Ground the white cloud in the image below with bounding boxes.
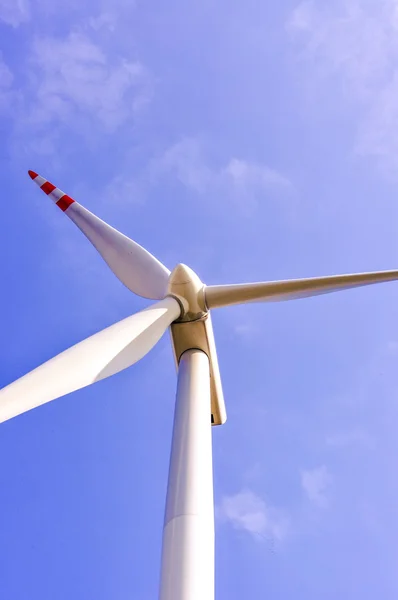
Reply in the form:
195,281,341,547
286,1,314,33
217,489,289,543
0,0,29,27
88,12,117,32
8,30,151,157
222,158,291,189
234,322,257,338
301,465,332,509
102,174,144,210
287,1,395,89
26,32,150,133
287,0,398,173
152,137,292,208
154,137,213,193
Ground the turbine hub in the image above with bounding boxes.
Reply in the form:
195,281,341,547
167,264,207,322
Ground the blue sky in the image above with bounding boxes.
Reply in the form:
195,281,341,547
1,0,398,597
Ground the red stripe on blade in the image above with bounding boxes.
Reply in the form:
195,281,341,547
28,170,38,180
40,181,56,195
56,195,75,212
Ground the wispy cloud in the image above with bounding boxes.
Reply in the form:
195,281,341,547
301,465,332,509
2,27,151,160
286,0,395,92
151,137,292,212
217,489,289,544
233,322,257,338
287,0,398,174
97,173,146,217
0,0,29,27
223,157,291,189
88,12,117,32
26,32,150,133
153,137,212,193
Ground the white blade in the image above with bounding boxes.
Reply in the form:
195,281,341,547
0,297,181,424
205,270,398,309
28,171,170,300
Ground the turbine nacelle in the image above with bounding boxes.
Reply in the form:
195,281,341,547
166,264,226,426
167,263,207,322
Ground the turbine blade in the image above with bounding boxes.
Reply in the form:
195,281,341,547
205,270,398,309
28,170,170,300
0,297,180,424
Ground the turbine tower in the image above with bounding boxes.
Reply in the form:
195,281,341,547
2,170,398,599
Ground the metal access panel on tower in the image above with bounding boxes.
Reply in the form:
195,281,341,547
170,313,227,426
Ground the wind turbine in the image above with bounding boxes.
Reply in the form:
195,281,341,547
2,170,398,599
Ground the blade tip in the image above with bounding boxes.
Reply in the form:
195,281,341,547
28,170,38,180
